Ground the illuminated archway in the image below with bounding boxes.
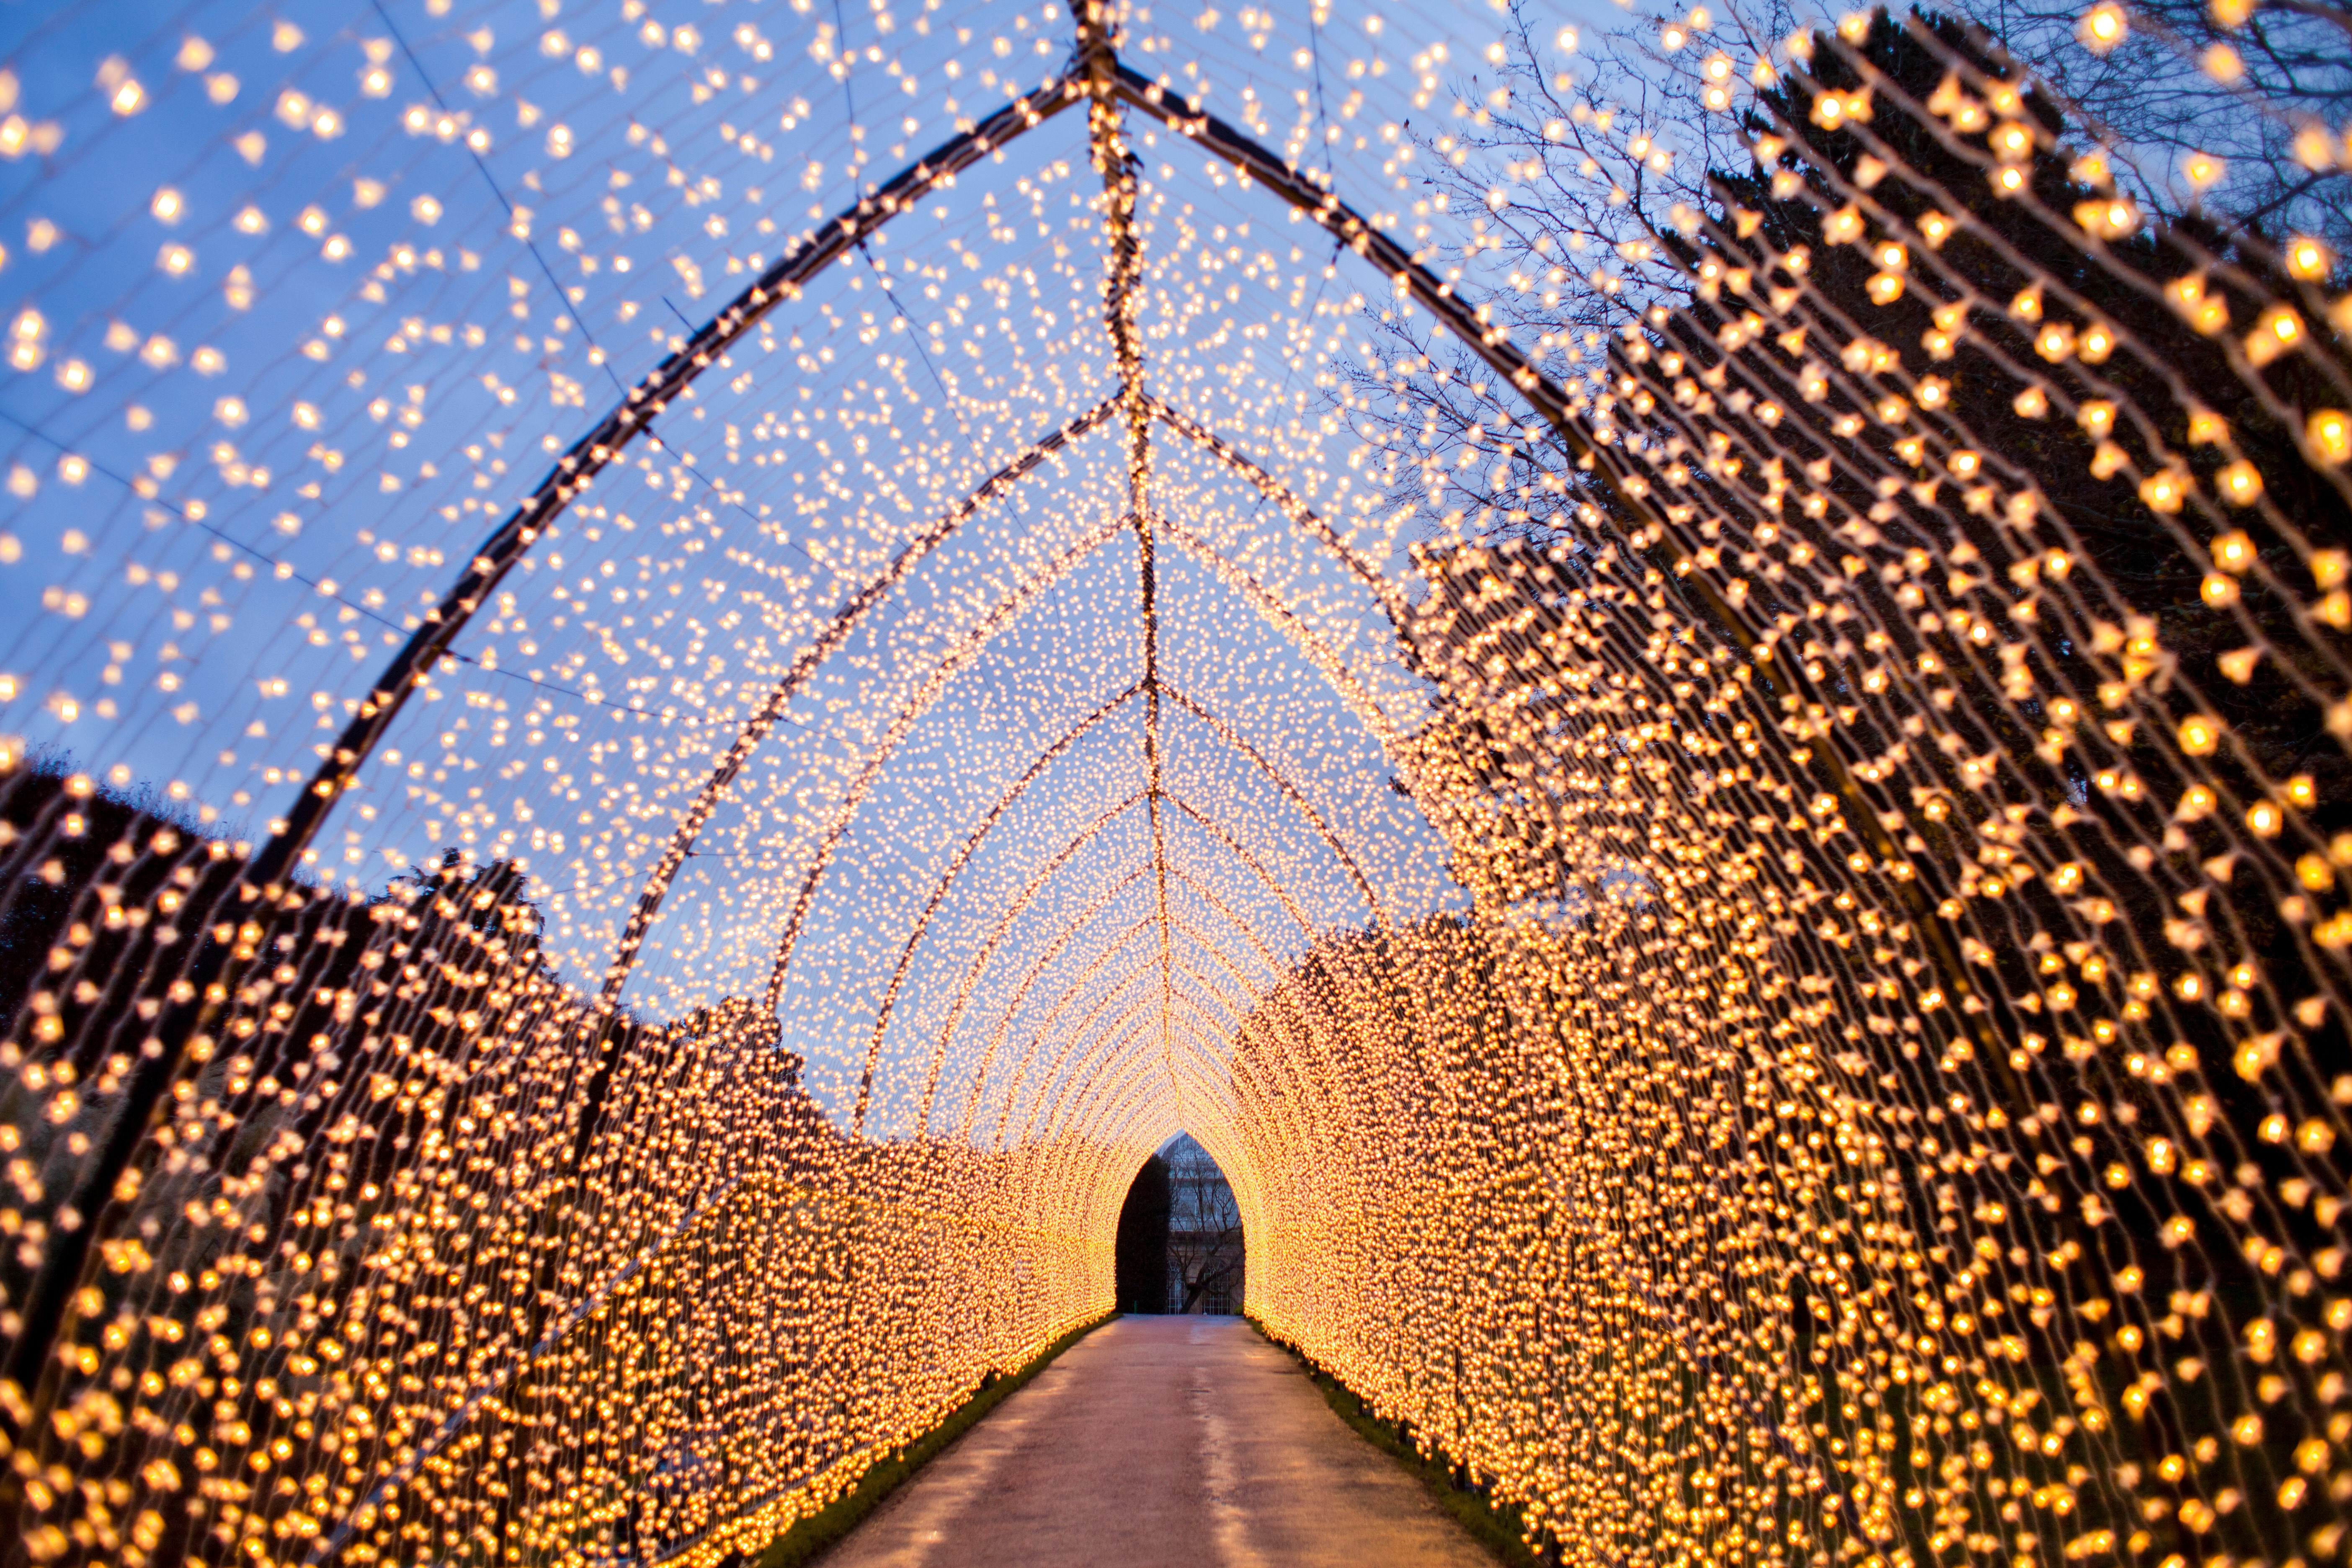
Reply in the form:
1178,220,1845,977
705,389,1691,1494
2,4,2349,1566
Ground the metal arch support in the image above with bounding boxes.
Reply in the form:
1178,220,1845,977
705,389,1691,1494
1065,970,1234,1082
1139,944,1254,1043
898,773,1321,1142
1075,0,1186,1133
1091,1067,1176,1152
1142,398,1412,636
1139,957,1256,1065
603,400,1120,1010
941,913,1258,1152
989,841,1318,1146
854,789,1151,1134
982,948,1175,1148
1153,516,1405,751
972,937,1179,1124
1155,682,1381,922
856,804,1148,1138
1040,1015,1163,1144
1117,1021,1235,1136
1166,861,1287,979
918,877,1155,1137
879,552,1373,1142
1091,1062,1171,1150
1111,59,2006,1066
760,509,1135,1018
1158,888,1266,1003
897,667,1367,1134
962,865,1298,1149
1157,793,1319,936
1027,924,1253,1063
1035,987,1213,1133
1109,67,1571,440
829,528,1395,1137
1052,1017,1229,1147
1035,987,1229,1140
879,685,1152,1123
956,894,1159,1141
974,910,1163,1145
1082,1063,1171,1153
311,74,1092,906
1008,874,1277,1077
1155,951,1255,1032
961,786,1320,1106
1000,923,1240,1150
1030,1011,1166,1147
0,75,1101,1418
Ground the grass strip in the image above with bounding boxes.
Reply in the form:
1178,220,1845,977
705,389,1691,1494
739,1313,1114,1568
1249,1318,1551,1568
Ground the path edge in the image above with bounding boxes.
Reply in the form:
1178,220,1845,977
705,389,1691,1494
1246,1317,1555,1568
727,1311,1118,1568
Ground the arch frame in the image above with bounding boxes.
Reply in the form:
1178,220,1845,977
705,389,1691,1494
0,72,1101,1412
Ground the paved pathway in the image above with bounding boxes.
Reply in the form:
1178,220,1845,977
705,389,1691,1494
820,1315,1494,1568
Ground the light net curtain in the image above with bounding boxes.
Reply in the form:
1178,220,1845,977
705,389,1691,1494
0,0,2348,1563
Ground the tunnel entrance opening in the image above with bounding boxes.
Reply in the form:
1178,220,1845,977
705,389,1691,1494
1108,1134,1245,1315
0,0,2349,1564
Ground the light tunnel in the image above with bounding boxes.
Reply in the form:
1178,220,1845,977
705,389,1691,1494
2,0,2351,1563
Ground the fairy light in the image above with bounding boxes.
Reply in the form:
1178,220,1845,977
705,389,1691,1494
1,4,2349,1567
2076,1,2128,51
2311,408,2352,463
2285,236,2331,279
2218,462,2264,505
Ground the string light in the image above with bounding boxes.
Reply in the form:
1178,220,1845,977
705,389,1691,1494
0,1,2348,1566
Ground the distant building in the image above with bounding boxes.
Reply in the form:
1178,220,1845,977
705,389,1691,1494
1161,1134,1244,1315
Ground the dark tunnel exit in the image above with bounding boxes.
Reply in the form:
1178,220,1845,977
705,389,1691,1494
1113,1135,1244,1314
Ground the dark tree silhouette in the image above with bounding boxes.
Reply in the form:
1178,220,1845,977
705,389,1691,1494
1165,1137,1245,1314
